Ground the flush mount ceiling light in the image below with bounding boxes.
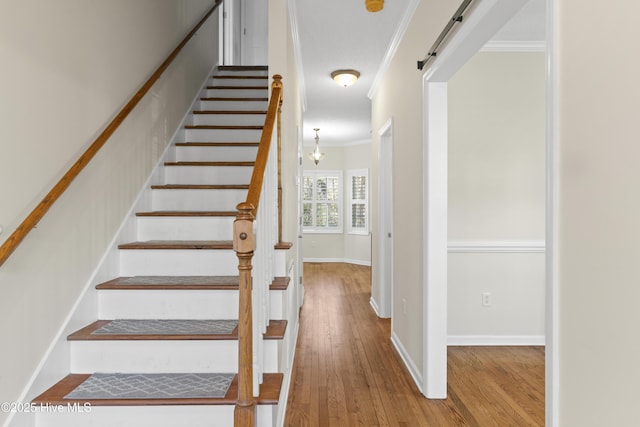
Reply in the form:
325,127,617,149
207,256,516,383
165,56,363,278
331,69,360,87
365,0,384,12
308,128,325,165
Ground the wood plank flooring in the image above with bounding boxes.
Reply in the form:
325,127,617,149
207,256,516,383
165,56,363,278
285,262,544,426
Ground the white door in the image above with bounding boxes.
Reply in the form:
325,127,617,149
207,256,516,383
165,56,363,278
241,0,268,65
378,119,394,318
223,0,242,65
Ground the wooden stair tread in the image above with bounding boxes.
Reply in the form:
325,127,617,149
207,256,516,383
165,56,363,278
136,211,237,217
97,275,240,289
68,319,286,341
206,86,268,90
164,161,255,167
271,276,290,291
213,75,268,80
217,65,268,71
118,241,294,250
200,97,268,101
175,142,259,147
150,184,249,190
118,240,233,250
184,125,263,130
192,110,267,115
96,276,289,291
32,373,283,406
275,241,294,250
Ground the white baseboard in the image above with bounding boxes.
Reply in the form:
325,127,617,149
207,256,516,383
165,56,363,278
276,319,300,427
369,297,381,317
303,257,371,266
447,335,546,346
390,331,423,394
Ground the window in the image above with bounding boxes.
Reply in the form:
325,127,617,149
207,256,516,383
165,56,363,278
348,169,369,234
303,171,343,233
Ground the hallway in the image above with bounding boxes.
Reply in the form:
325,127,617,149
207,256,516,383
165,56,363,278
285,262,544,426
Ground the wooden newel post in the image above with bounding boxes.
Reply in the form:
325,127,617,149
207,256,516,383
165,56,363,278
234,202,257,427
276,84,283,245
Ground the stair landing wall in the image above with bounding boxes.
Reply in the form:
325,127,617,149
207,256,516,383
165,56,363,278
3,49,221,427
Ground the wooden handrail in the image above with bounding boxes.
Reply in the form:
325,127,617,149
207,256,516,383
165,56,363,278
0,0,223,268
233,74,283,427
245,75,283,214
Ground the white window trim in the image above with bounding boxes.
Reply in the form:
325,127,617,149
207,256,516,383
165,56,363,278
302,170,343,234
347,168,369,235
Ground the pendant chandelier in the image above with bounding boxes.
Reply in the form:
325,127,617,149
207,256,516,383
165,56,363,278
308,128,325,165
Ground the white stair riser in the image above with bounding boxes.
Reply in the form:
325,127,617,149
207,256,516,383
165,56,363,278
274,251,287,277
151,189,247,211
211,77,269,87
184,128,262,142
199,99,267,111
217,69,268,77
137,216,235,241
270,290,287,321
164,166,252,185
205,88,267,98
119,249,238,276
99,289,288,321
70,340,280,374
70,341,238,373
192,113,265,127
175,145,258,162
35,405,275,427
99,289,239,319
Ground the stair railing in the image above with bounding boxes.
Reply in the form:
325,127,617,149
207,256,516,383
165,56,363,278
233,74,283,427
0,0,224,268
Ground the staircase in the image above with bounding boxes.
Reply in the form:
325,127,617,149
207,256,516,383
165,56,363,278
31,66,293,427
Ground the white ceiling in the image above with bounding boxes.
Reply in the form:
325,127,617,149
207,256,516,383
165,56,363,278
293,0,546,148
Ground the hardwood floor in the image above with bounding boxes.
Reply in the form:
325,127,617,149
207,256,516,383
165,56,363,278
285,262,544,426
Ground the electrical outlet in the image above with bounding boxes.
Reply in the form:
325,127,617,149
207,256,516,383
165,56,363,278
482,292,491,307
402,298,407,315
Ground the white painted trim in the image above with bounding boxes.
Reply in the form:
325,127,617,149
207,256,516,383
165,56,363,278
448,335,546,346
391,331,424,393
448,241,546,253
422,81,449,399
420,0,534,403
377,117,394,320
275,319,300,427
368,0,421,99
286,0,307,112
302,257,371,267
546,0,559,424
481,40,546,52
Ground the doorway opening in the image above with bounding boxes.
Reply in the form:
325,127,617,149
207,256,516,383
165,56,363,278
420,0,548,402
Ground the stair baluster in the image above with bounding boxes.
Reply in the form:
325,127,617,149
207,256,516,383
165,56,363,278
233,75,283,427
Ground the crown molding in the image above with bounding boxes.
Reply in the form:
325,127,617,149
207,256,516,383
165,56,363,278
287,0,308,112
481,40,546,52
368,0,422,100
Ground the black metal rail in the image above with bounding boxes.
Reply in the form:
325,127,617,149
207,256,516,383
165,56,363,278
417,0,474,70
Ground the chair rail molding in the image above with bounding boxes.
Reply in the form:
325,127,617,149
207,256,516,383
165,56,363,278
448,241,546,253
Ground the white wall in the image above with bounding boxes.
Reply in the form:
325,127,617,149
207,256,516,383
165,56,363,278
371,0,459,382
302,143,372,265
0,2,219,424
447,52,545,343
557,1,640,425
